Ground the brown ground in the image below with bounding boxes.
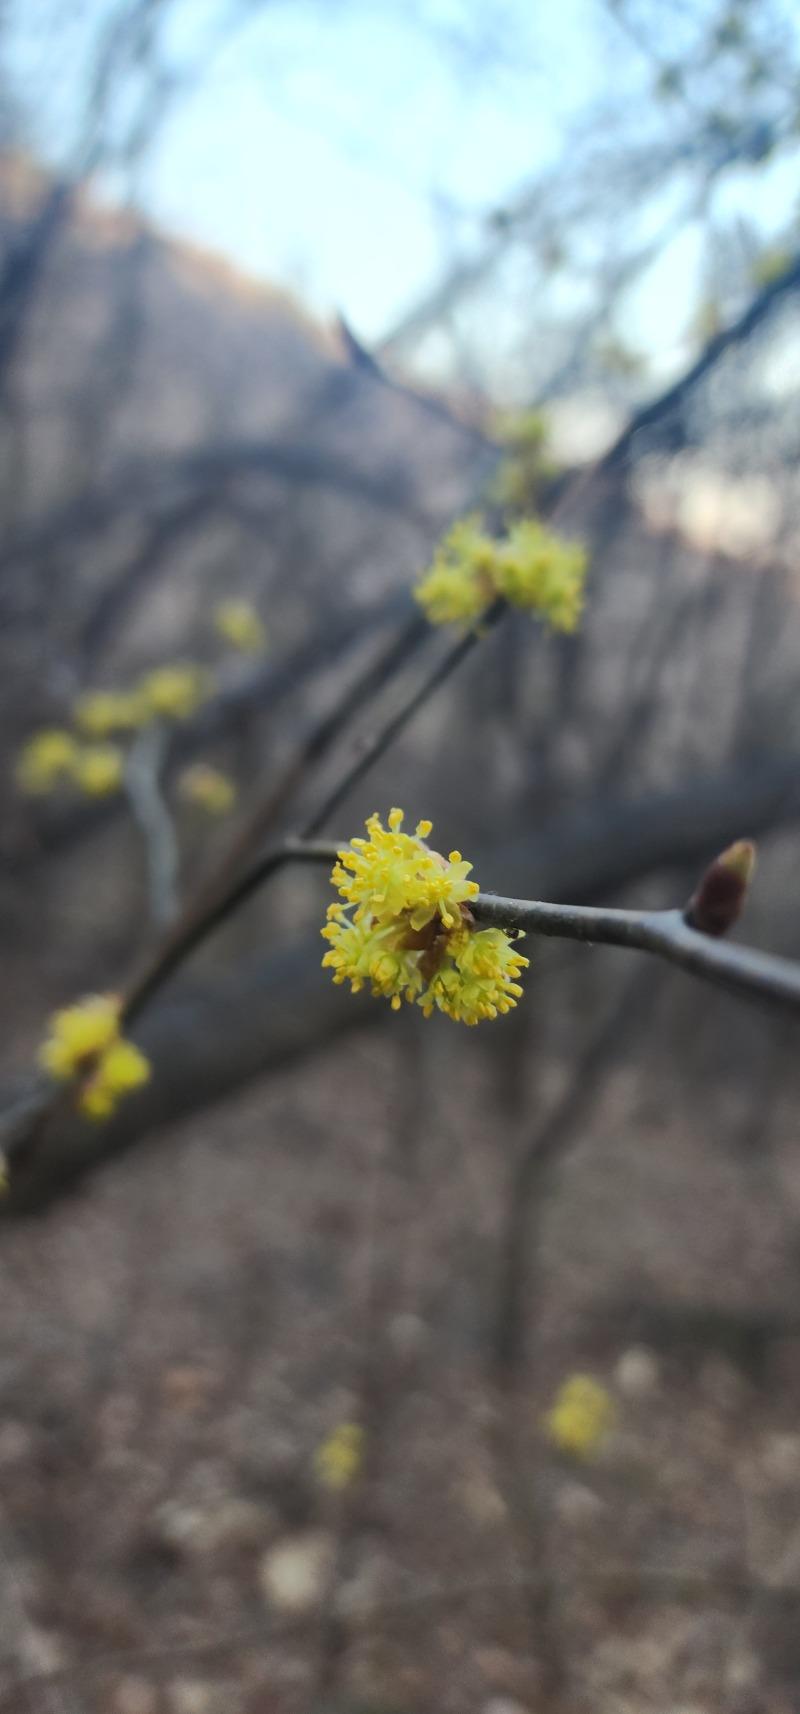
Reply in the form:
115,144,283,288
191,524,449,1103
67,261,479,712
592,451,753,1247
1,924,800,1714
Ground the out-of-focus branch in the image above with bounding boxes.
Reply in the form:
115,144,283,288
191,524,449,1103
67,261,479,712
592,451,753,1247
0,435,436,577
1,590,416,874
600,250,800,470
0,927,366,1214
155,609,430,939
124,723,179,928
121,600,506,1023
0,594,505,1181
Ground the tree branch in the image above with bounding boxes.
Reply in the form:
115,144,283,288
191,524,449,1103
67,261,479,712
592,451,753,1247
5,828,800,1210
132,833,800,1026
471,893,800,1013
599,250,800,470
121,601,506,1022
124,723,179,928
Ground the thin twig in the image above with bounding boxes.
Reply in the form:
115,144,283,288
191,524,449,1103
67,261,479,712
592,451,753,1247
130,838,800,1026
123,839,334,1023
122,602,506,1022
175,612,429,916
471,892,800,1013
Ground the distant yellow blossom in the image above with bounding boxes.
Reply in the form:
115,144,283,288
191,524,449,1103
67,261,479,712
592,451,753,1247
15,729,78,795
178,763,237,816
414,512,587,633
314,1422,364,1491
493,519,587,632
38,994,150,1121
72,743,124,796
213,598,267,654
413,515,499,628
489,409,557,514
138,664,211,721
322,809,528,1025
79,1038,150,1120
544,1375,615,1459
39,995,121,1080
73,689,147,737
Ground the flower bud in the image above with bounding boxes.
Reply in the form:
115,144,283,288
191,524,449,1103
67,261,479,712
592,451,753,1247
686,840,757,938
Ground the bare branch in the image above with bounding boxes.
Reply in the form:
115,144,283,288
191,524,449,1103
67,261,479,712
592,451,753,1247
124,723,180,928
471,892,800,1013
130,830,800,1029
600,249,800,470
121,600,506,1022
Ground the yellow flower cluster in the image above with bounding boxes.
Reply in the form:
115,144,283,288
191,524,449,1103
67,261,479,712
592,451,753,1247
413,516,500,628
213,598,267,654
137,664,211,721
321,809,528,1026
544,1375,615,1460
493,519,587,633
17,662,214,801
38,994,151,1121
414,513,587,633
314,1422,364,1491
74,689,148,737
15,730,79,794
16,730,124,798
72,743,125,796
75,665,211,730
178,762,237,816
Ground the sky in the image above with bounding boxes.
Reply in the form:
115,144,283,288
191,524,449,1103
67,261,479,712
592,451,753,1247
5,0,626,334
138,0,596,339
5,0,799,388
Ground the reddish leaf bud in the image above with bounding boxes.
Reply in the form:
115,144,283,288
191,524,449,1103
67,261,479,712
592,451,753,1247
686,840,757,938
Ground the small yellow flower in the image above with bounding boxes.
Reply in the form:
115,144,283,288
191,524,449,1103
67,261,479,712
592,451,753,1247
322,809,528,1024
493,520,587,633
331,806,479,932
79,1037,151,1120
213,599,267,654
178,763,237,816
414,515,498,628
72,743,124,796
38,994,151,1121
421,924,528,1025
73,689,148,737
15,729,78,795
138,664,211,721
314,1423,364,1491
414,513,587,633
39,995,121,1080
544,1375,615,1460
